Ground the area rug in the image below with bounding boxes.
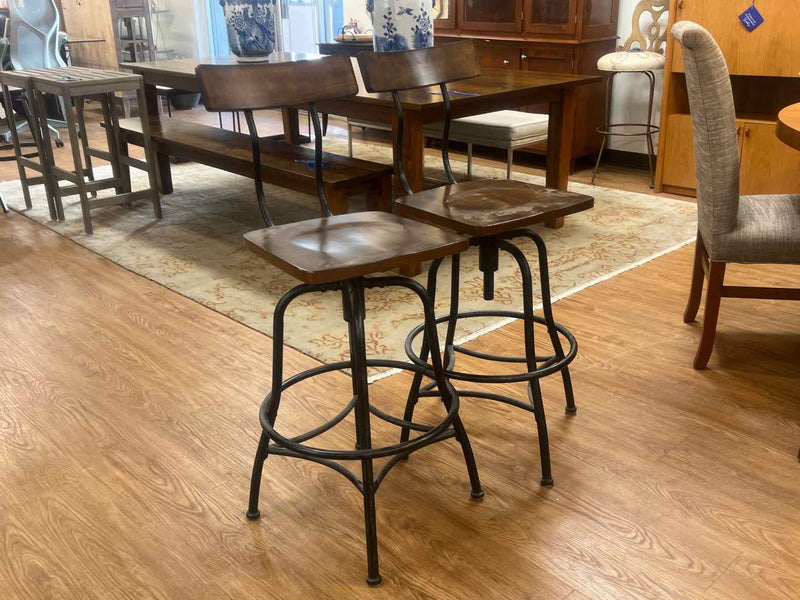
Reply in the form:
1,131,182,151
1,140,697,371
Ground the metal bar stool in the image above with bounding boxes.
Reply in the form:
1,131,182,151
195,57,483,587
357,41,595,488
591,0,669,189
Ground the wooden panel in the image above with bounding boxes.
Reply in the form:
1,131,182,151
673,0,800,77
60,0,117,69
661,112,698,191
474,41,523,70
740,121,800,195
459,0,524,32
523,44,574,73
524,0,579,35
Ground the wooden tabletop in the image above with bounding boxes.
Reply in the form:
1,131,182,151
124,53,602,112
777,103,800,150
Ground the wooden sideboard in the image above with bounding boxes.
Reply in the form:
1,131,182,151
433,0,619,163
655,0,800,196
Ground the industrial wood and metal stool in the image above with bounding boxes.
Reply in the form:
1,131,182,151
196,56,483,587
358,41,595,487
0,67,161,233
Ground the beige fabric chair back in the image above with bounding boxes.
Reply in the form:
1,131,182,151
672,21,740,250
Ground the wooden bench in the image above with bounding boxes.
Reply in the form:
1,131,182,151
117,117,393,215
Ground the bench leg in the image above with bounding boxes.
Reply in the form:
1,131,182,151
326,186,348,216
156,153,173,195
366,175,393,214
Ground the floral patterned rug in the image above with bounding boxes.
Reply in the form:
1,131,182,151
1,140,697,371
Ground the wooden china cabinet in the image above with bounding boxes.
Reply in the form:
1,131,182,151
434,0,619,163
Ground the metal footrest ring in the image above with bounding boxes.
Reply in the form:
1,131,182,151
404,309,578,385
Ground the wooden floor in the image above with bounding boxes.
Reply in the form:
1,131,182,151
1,108,800,599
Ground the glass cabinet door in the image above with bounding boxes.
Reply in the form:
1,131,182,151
433,0,456,29
582,0,619,38
525,0,577,34
460,0,524,32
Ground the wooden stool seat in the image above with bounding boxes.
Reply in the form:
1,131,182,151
395,179,594,237
244,212,469,284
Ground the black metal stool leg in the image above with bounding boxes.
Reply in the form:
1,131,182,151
247,285,302,521
521,231,577,414
246,432,270,520
400,257,444,445
342,279,381,586
414,270,484,500
499,240,553,486
1,191,8,213
644,70,657,189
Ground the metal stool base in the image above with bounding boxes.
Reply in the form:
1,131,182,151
402,231,579,487
247,276,484,586
592,70,660,189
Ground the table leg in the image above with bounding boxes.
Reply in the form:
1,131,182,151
144,82,172,194
545,87,577,229
282,108,301,145
394,109,425,195
75,97,97,197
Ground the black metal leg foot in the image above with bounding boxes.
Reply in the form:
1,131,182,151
247,432,270,520
366,574,383,587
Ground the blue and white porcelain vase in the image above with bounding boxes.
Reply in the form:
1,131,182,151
367,0,434,52
219,0,278,62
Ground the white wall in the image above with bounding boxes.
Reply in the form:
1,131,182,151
608,0,667,153
155,0,210,59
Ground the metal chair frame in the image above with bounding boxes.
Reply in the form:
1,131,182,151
390,81,579,488
234,102,483,586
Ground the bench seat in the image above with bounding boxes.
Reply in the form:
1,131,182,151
117,117,393,215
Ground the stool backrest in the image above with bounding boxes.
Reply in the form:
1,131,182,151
357,40,482,194
195,56,359,227
620,0,669,54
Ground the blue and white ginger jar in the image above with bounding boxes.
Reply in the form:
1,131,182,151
367,0,434,52
219,0,278,62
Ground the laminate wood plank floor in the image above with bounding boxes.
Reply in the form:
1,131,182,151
1,106,800,599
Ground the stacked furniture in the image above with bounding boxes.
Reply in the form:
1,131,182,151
655,0,800,196
434,0,619,164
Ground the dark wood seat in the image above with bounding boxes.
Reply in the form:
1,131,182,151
395,179,594,237
244,212,469,284
117,116,392,214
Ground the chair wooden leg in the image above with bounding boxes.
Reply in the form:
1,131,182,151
694,260,726,370
467,143,473,178
684,236,706,323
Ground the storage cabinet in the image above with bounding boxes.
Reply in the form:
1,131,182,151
460,0,524,32
660,114,800,196
436,0,616,163
655,0,800,197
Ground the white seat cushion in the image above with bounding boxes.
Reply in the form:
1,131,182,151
597,50,666,72
423,110,549,146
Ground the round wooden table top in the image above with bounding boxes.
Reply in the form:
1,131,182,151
776,103,800,150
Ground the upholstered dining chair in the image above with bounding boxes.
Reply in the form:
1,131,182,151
674,21,800,370
358,41,594,488
593,0,668,188
196,56,484,586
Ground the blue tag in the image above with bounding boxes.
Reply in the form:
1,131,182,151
739,5,764,32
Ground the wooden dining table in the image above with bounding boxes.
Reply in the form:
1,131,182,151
777,103,800,151
124,52,601,228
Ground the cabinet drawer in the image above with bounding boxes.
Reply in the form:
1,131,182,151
475,42,522,70
523,46,574,74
